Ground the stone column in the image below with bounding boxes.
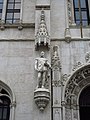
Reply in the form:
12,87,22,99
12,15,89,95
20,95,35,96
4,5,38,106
71,95,74,120
2,0,7,22
10,101,16,120
51,46,62,120
77,105,80,120
64,0,71,42
0,0,7,29
71,0,76,26
61,101,66,120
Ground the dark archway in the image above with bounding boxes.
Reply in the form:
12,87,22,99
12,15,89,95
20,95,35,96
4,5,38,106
79,86,90,120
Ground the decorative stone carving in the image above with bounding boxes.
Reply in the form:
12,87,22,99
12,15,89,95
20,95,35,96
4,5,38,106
72,61,83,71
34,88,50,111
51,45,61,88
0,20,5,30
52,80,61,87
51,45,61,69
85,52,90,63
65,65,90,104
65,28,71,43
35,9,50,50
67,0,72,25
61,74,70,85
34,51,50,111
35,51,51,89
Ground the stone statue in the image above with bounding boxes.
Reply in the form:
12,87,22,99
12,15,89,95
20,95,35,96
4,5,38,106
35,51,51,88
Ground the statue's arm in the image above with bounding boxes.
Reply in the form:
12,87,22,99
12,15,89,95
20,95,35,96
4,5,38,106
35,59,38,71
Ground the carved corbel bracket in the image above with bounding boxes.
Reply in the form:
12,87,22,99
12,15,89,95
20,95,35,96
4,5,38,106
34,88,50,111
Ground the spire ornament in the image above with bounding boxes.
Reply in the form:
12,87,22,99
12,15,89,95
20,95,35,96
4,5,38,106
35,9,50,50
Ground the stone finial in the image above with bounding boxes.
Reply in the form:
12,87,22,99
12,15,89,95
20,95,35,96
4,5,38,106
35,9,50,50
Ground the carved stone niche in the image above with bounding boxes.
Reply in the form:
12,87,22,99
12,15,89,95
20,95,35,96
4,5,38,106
34,88,50,111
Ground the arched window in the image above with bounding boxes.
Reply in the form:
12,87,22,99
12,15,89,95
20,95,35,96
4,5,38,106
0,89,10,120
73,0,90,26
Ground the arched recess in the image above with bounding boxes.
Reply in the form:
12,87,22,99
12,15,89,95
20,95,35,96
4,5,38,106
0,80,16,120
62,63,90,120
79,85,90,120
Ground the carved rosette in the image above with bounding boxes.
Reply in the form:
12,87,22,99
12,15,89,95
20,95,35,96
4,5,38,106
35,9,50,50
34,88,50,111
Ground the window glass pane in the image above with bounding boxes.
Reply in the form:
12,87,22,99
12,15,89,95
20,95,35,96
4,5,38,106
75,11,80,19
82,11,87,19
0,4,3,9
82,20,88,26
6,19,12,24
0,108,2,119
80,0,86,8
3,107,7,119
7,3,13,9
8,0,14,2
7,13,13,19
13,19,19,23
14,13,20,18
15,4,21,9
74,0,78,8
76,20,80,25
0,0,3,3
15,0,21,3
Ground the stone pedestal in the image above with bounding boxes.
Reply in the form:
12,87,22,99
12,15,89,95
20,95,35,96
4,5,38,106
34,88,50,111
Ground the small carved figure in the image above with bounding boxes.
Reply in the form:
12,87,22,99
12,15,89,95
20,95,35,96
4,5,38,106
35,51,51,88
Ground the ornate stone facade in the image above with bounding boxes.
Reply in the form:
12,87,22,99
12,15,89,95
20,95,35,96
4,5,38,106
0,0,90,120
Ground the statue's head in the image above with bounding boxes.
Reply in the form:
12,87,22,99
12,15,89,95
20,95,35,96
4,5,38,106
40,51,45,58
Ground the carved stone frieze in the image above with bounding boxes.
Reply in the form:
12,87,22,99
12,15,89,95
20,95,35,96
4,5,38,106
35,9,50,50
65,65,90,104
34,88,50,111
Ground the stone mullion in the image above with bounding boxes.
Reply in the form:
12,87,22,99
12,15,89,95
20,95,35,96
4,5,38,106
61,101,66,120
70,95,75,120
77,105,80,120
